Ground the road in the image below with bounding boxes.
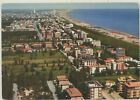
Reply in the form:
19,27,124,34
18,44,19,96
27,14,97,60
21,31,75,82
60,50,79,71
102,90,123,100
47,81,58,100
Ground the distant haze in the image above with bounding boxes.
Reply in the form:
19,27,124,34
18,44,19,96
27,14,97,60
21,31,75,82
2,3,138,10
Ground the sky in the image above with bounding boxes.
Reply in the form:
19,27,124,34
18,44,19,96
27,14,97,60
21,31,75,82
2,3,139,10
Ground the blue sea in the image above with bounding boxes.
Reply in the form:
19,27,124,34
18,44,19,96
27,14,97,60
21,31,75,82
70,9,139,36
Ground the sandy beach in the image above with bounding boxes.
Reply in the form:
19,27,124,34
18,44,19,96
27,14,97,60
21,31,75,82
58,10,139,46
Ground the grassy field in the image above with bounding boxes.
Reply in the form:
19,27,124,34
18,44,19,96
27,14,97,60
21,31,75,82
2,51,65,63
2,51,71,78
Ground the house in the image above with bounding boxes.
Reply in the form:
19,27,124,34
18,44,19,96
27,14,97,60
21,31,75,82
123,81,140,99
85,80,103,99
116,76,136,92
64,88,83,100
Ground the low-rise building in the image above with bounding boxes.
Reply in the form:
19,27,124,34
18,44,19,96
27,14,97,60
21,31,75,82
64,87,83,100
123,81,140,99
58,80,72,92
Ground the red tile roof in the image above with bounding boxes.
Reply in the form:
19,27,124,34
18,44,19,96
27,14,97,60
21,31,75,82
125,82,140,88
104,58,114,63
65,88,83,97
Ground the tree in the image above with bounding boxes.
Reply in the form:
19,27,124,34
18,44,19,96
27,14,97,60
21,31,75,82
135,67,140,76
2,66,13,99
94,67,100,76
57,43,63,50
48,69,53,80
24,64,28,72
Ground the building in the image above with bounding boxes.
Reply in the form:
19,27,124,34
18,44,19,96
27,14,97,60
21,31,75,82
92,40,101,47
58,80,72,92
117,56,133,62
104,58,115,69
78,31,88,39
116,48,125,57
123,81,140,99
56,75,68,84
85,80,103,99
116,76,136,92
80,55,97,68
75,46,93,58
65,88,83,100
116,60,126,72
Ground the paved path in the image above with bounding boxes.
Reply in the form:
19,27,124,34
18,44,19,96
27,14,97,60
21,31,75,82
13,83,18,100
102,90,123,100
47,81,58,100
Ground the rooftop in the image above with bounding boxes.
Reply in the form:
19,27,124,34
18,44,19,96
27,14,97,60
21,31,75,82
86,80,103,88
125,81,140,88
65,88,83,97
104,58,114,63
117,76,136,82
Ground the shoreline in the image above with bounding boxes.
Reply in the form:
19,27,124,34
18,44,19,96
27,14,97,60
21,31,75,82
59,10,139,46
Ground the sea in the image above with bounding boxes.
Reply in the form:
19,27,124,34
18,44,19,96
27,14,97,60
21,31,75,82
69,9,139,37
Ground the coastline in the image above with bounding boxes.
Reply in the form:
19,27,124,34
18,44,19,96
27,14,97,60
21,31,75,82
59,10,139,46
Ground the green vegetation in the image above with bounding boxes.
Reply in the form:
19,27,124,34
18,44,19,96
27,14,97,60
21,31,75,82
2,50,72,99
2,31,37,45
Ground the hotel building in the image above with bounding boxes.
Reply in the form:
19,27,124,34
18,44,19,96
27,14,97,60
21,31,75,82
123,81,140,99
85,80,103,99
116,76,136,92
